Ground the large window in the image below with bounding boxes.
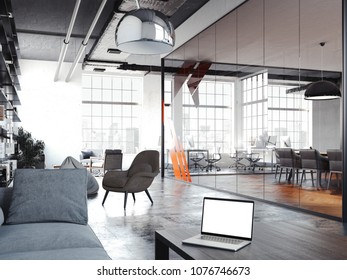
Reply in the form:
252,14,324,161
241,72,311,149
267,84,311,148
181,80,233,152
81,74,142,154
241,73,268,147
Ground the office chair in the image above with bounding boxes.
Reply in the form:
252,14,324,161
245,152,262,171
229,150,247,169
205,148,221,172
189,152,205,171
327,149,342,190
275,148,302,183
299,149,329,189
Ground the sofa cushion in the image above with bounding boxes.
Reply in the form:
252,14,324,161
0,207,3,226
0,247,110,260
0,222,110,260
6,169,88,225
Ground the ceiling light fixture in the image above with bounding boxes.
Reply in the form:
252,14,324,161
107,48,122,54
304,42,341,100
115,0,175,55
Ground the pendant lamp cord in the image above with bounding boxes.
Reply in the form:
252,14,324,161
320,42,325,80
298,0,301,89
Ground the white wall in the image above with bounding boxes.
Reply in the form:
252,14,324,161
17,61,163,168
141,74,161,151
17,59,83,168
312,99,341,151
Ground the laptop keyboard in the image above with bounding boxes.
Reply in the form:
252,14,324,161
201,235,243,244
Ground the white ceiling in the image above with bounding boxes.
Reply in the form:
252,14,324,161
11,0,343,76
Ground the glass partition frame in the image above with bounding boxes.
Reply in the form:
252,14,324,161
162,0,343,220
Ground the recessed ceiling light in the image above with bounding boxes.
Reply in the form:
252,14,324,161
93,68,106,72
107,48,121,54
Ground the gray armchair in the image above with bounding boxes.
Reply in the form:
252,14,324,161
101,150,159,209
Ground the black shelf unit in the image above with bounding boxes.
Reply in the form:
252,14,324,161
0,0,21,187
0,0,21,123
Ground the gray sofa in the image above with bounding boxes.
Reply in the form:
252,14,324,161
0,168,110,260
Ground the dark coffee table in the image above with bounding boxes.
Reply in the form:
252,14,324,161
155,221,347,260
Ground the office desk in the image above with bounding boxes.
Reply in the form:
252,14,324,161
155,221,347,260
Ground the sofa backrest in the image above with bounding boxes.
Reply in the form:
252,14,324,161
1,168,89,225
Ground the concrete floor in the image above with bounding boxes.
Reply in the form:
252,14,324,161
87,176,346,260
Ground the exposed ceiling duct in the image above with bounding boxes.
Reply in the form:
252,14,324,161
65,0,108,82
53,0,81,81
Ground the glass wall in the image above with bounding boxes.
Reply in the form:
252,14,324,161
163,0,343,219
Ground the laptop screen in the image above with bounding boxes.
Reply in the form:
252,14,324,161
201,197,254,240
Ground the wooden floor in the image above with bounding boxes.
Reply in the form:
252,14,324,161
88,176,347,260
171,168,343,218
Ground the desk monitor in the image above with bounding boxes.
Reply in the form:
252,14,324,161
186,135,195,148
280,136,291,147
267,136,277,146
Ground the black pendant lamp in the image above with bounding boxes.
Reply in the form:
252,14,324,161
304,42,341,100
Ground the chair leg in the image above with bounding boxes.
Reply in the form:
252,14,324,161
310,170,314,187
145,189,154,204
337,173,341,189
132,193,136,202
318,170,322,187
295,169,299,184
327,172,333,189
300,170,305,186
124,192,128,209
275,165,279,178
102,190,109,206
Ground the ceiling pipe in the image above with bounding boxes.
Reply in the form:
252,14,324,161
54,0,81,81
65,0,108,82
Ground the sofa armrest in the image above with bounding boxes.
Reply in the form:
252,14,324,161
0,188,12,218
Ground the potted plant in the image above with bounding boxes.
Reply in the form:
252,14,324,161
15,127,45,168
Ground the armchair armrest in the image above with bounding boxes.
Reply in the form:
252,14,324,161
102,170,128,188
132,171,159,178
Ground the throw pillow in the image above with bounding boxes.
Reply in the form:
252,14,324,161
81,150,94,159
0,207,4,226
6,168,88,225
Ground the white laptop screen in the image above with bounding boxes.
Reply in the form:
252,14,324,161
201,198,254,240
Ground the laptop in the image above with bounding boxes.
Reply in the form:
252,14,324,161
182,197,254,251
